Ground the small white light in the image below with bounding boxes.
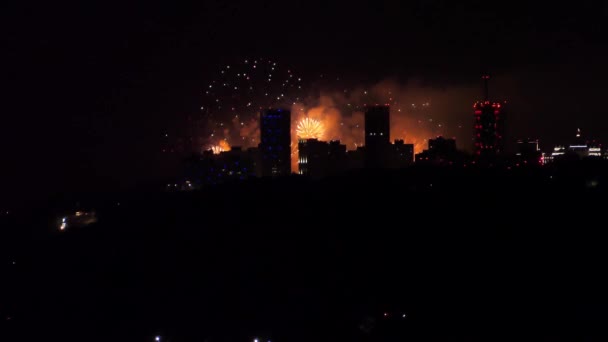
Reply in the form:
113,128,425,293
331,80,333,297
155,336,161,342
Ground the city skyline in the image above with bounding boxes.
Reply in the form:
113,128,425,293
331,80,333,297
173,90,605,190
4,2,608,340
173,68,608,159
4,0,608,206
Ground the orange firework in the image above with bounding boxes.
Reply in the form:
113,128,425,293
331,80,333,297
211,146,224,154
210,140,231,154
296,117,324,140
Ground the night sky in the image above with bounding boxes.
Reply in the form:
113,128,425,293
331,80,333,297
4,0,608,207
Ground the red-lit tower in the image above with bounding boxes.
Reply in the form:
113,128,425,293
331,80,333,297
473,75,504,160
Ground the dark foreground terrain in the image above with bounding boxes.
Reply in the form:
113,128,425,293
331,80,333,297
2,162,608,342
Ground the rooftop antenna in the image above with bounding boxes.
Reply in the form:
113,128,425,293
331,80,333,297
482,75,490,101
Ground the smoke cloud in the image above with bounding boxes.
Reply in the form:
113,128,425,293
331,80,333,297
207,78,484,172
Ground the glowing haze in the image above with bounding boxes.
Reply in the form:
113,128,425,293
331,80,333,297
210,140,231,154
185,59,482,172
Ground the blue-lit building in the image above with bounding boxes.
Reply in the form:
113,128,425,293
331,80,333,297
260,108,291,177
178,147,258,188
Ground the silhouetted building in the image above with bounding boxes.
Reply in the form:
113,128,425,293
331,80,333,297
430,136,456,153
260,108,291,176
516,139,542,165
416,136,465,165
220,147,258,180
298,139,347,179
178,147,258,188
327,140,347,175
298,138,327,178
346,147,365,170
365,105,390,168
246,147,262,177
389,139,414,168
365,105,390,146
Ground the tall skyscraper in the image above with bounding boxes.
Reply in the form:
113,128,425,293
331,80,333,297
364,105,390,168
298,138,326,178
365,105,390,146
473,75,505,160
260,108,291,177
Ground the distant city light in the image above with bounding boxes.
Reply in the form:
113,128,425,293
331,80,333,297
60,217,67,231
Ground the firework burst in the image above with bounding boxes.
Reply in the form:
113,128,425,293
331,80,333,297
198,58,305,151
209,140,231,154
210,146,225,154
296,117,325,140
